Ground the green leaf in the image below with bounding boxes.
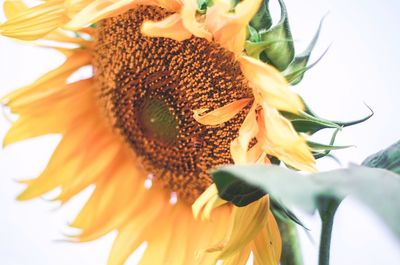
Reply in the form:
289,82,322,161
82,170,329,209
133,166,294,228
282,16,325,85
212,164,400,238
363,140,400,174
258,0,295,71
271,197,309,229
212,171,266,207
250,0,273,31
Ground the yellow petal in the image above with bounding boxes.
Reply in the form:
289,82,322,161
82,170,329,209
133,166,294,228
192,184,219,220
3,51,91,108
0,0,68,40
139,208,178,264
64,0,135,30
230,102,258,164
3,0,28,19
208,196,270,259
239,55,304,113
107,198,166,265
252,214,282,265
220,244,251,265
193,98,251,126
258,103,316,172
64,0,94,18
41,29,93,46
56,138,121,203
162,209,191,264
15,121,96,200
141,13,192,41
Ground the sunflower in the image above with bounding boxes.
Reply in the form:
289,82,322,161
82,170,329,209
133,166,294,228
0,0,316,264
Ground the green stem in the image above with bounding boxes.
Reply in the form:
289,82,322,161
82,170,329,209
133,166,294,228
317,197,340,265
277,219,304,265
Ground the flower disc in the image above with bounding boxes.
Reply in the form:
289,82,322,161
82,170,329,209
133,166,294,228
94,6,252,203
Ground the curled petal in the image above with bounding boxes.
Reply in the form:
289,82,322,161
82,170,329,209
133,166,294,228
247,142,270,164
192,184,219,220
193,98,251,126
230,102,258,164
181,0,212,40
141,13,192,41
239,55,304,113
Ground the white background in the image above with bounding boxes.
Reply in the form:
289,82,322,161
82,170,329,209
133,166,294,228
1,0,399,264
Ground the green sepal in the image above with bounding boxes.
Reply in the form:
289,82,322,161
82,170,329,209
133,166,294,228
283,103,373,134
197,0,212,12
247,25,261,42
250,0,273,31
245,38,294,60
258,0,295,71
307,140,351,152
311,128,343,160
283,111,341,134
283,16,325,85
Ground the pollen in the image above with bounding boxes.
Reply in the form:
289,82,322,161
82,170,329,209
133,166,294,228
94,6,252,204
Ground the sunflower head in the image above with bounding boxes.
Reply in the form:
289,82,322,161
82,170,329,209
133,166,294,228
0,0,326,264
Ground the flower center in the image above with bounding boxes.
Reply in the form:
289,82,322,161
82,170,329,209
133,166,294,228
94,5,251,204
138,97,178,144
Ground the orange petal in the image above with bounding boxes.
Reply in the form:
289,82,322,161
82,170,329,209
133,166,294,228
206,0,262,55
0,0,68,40
180,0,212,40
156,0,182,11
141,13,192,41
251,213,282,265
239,55,304,113
193,98,251,126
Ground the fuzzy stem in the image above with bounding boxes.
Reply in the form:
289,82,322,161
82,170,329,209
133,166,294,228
317,197,340,265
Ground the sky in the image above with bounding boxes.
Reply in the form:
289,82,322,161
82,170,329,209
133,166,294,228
0,0,399,264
